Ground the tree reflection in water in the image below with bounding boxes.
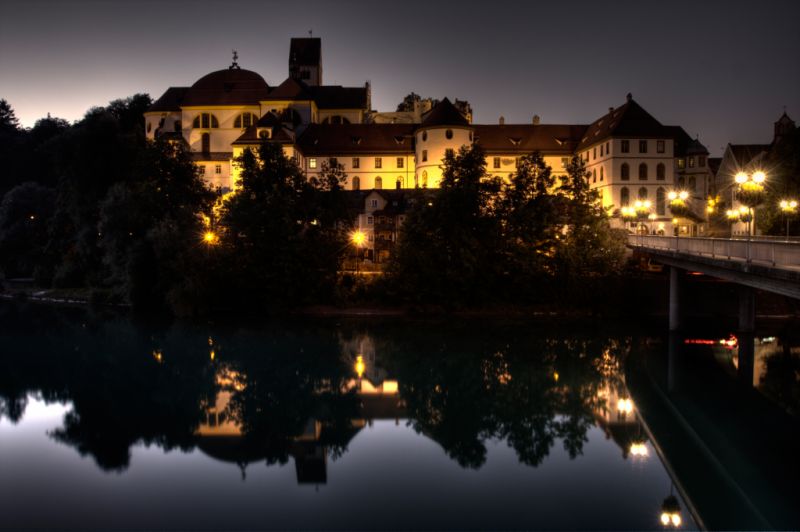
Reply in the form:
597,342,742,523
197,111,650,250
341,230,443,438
0,303,651,477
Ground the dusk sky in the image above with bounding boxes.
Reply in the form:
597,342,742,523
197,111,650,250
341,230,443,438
1,0,799,156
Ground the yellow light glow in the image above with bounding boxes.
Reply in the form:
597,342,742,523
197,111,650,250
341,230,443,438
351,230,366,247
672,218,678,224
735,172,748,184
553,371,559,382
203,231,218,245
617,398,633,414
726,209,738,220
671,514,682,527
752,170,766,183
382,380,399,393
630,442,649,457
739,206,749,214
152,349,163,363
679,191,689,200
643,200,651,209
648,213,657,220
661,513,671,526
210,349,215,361
355,355,365,378
667,191,677,200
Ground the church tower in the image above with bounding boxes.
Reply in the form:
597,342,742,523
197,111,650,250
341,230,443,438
289,37,322,86
773,111,795,144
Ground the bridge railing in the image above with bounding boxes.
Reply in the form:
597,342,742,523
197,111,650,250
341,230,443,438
628,235,800,269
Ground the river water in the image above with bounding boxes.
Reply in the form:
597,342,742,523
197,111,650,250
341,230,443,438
1,300,797,530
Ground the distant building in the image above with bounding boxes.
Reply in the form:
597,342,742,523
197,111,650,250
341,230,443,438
146,37,712,238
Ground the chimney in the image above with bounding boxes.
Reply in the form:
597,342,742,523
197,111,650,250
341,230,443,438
532,115,540,125
608,107,614,114
626,92,633,102
499,116,505,125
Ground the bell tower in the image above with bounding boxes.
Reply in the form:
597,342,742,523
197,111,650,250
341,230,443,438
289,37,322,86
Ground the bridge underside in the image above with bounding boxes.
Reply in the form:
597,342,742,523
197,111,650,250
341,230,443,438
636,248,800,300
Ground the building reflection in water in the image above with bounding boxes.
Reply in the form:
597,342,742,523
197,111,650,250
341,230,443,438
195,333,406,484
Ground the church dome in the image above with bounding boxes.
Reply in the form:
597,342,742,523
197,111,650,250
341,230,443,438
182,68,270,106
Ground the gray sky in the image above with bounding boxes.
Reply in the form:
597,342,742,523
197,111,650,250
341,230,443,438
1,0,798,155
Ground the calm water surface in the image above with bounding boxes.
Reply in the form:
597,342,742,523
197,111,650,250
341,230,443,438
1,301,797,530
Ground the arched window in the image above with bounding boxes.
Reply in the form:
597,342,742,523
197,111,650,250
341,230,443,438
421,170,428,188
234,112,258,128
638,163,648,180
656,163,665,180
192,113,219,129
638,187,648,200
600,167,604,181
351,176,360,191
688,176,696,192
396,177,402,189
620,187,630,206
201,133,210,154
656,187,666,215
621,163,630,181
375,176,382,189
445,129,453,139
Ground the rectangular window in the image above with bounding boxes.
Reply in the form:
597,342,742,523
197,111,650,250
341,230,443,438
309,158,317,169
600,145,604,157
199,166,205,176
657,140,665,153
561,158,568,168
329,157,338,167
422,150,428,162
215,164,222,174
639,140,648,153
493,157,501,169
397,157,404,168
688,157,695,168
606,141,610,154
375,157,382,168
621,140,630,153
699,156,706,167
367,216,373,225
370,199,378,208
677,158,685,169
352,157,360,168
593,147,597,160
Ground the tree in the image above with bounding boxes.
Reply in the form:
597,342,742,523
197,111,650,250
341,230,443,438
389,143,502,305
0,99,20,133
98,138,215,310
220,142,348,309
0,182,55,278
552,156,626,299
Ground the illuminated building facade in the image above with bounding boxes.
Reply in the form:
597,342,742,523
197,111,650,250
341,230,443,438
146,37,714,247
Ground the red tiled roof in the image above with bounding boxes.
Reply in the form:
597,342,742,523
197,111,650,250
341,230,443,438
147,87,189,113
577,96,670,149
298,124,416,155
181,68,270,106
474,124,586,154
420,98,470,127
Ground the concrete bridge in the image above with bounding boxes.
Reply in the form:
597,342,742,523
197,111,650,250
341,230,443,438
628,235,800,331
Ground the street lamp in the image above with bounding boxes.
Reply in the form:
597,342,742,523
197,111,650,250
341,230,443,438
779,199,798,240
668,190,691,241
351,230,366,273
733,170,767,237
660,494,682,528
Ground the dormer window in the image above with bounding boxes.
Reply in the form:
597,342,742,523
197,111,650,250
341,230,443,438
394,136,405,144
257,127,272,139
508,137,522,146
351,136,362,144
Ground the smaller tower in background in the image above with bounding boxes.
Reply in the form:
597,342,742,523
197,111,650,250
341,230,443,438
773,110,795,144
289,37,322,86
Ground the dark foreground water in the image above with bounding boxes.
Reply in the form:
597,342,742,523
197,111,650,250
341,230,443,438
0,301,798,530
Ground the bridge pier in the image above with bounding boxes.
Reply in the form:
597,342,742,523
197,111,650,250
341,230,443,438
737,286,756,388
669,266,681,331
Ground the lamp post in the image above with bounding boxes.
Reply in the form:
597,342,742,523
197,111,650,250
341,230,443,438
668,190,690,247
779,199,798,240
734,170,767,238
621,206,637,244
634,199,652,245
351,230,366,273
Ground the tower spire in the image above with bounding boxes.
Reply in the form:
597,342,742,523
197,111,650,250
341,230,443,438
230,49,240,70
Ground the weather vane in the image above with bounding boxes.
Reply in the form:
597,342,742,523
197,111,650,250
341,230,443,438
230,49,240,69
308,29,313,37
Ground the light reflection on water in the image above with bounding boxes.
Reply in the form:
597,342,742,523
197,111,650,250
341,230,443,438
0,303,703,530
